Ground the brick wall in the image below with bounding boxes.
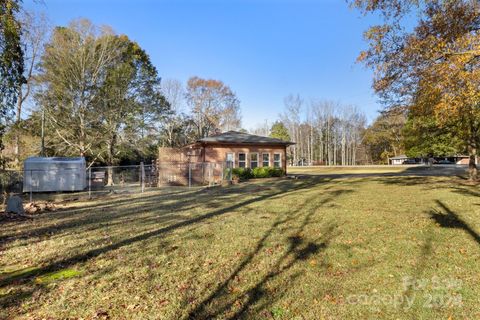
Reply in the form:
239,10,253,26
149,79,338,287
203,144,287,171
157,144,288,186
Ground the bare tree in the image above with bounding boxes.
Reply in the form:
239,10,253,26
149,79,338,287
162,78,184,113
37,19,122,159
160,78,189,147
280,94,302,165
250,119,270,137
280,97,366,166
186,76,241,138
12,10,49,166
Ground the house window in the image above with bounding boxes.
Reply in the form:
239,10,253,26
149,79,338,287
273,153,281,168
226,153,234,168
262,153,270,167
238,153,246,168
250,153,258,168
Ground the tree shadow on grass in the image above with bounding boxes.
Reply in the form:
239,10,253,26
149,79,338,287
400,233,434,312
0,188,205,244
430,200,480,245
0,179,314,248
0,176,332,314
375,176,434,187
448,186,480,198
185,188,353,320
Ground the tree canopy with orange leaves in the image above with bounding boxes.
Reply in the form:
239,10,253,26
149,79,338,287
353,0,480,179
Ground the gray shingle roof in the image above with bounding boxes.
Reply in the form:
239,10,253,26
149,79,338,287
197,131,294,145
389,155,408,160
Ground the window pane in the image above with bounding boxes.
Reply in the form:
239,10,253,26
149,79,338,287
251,153,259,168
274,153,281,168
239,153,246,161
226,153,233,162
262,153,269,167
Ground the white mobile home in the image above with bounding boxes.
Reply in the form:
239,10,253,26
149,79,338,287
23,157,87,192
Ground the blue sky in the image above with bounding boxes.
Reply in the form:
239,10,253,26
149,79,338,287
25,0,382,129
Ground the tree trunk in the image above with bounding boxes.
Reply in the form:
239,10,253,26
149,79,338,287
468,145,478,181
107,166,114,186
13,92,22,167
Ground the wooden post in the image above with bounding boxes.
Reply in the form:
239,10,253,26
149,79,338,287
88,167,92,199
188,163,192,188
140,162,145,193
29,170,32,203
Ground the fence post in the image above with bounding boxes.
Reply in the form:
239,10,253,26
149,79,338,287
209,163,212,186
29,170,33,203
88,167,92,199
188,163,192,188
140,162,145,193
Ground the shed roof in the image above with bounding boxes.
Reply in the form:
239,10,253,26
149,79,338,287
197,131,294,145
24,157,86,163
389,155,409,160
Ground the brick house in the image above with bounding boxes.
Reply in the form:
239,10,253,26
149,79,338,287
158,131,294,185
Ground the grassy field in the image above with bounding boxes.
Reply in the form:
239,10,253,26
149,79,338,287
288,165,410,174
287,165,467,176
1,172,480,319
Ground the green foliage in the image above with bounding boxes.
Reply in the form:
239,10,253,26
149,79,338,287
270,121,290,142
232,167,285,179
95,34,169,165
252,167,285,178
35,268,81,284
232,167,253,180
0,0,24,122
403,115,464,158
271,307,285,318
35,19,168,165
363,108,405,164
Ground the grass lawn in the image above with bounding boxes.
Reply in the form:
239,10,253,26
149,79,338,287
288,165,410,175
1,173,480,319
287,165,466,176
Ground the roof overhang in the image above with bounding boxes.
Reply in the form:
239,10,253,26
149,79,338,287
196,141,295,147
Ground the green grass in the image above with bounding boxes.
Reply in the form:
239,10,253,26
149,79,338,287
1,174,480,319
288,165,410,175
288,165,467,176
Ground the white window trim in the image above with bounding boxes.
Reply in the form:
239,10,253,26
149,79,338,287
250,152,259,168
226,152,235,168
238,152,247,168
273,153,281,168
262,153,270,167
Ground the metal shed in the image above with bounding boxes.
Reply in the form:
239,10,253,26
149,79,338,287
23,157,87,192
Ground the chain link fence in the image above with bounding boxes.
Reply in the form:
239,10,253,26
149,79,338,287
1,162,232,207
157,162,228,187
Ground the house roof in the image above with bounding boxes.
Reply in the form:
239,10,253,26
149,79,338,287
389,155,409,160
196,131,294,146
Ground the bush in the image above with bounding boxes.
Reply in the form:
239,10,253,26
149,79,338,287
232,167,254,180
252,167,269,178
270,167,285,177
231,167,285,180
251,167,285,179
